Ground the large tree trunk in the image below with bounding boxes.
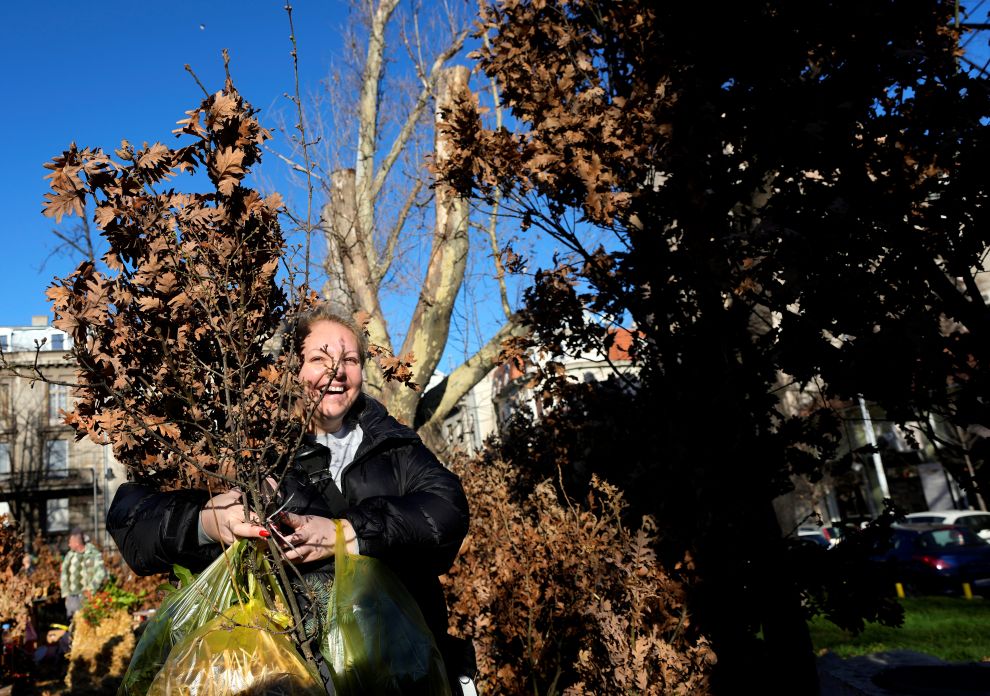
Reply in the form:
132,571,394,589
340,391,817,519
387,66,472,425
321,170,392,400
316,18,518,432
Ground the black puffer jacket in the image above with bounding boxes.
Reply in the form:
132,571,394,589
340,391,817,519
107,394,470,675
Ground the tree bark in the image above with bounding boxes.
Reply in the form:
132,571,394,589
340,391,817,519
321,169,392,400
387,66,473,425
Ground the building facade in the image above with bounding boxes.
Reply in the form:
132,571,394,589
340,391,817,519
440,328,638,453
0,316,125,549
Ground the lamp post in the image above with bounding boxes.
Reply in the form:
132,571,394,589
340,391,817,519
103,443,114,548
858,396,891,505
82,466,99,542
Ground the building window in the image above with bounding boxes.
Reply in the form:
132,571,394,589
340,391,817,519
46,498,69,533
0,335,7,351
0,442,9,477
49,384,68,425
50,334,64,351
45,440,68,478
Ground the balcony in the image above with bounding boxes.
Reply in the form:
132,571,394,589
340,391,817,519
0,466,99,502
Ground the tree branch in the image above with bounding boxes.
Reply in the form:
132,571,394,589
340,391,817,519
415,316,527,431
370,27,469,202
374,178,424,284
263,144,324,181
481,29,513,321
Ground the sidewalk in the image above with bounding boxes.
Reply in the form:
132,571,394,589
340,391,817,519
818,650,990,695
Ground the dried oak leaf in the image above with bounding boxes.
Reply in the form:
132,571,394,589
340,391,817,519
135,142,172,183
378,351,420,391
212,146,245,196
42,188,85,223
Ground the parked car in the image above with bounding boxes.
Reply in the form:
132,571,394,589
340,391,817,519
796,524,842,548
796,528,831,548
871,523,990,596
903,510,990,541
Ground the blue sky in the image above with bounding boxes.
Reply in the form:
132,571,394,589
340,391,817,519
2,3,987,345
0,1,353,327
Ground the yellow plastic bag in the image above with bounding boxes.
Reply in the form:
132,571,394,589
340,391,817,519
147,571,323,696
120,541,252,695
322,521,450,695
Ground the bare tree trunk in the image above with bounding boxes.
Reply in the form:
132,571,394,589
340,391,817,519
387,66,472,424
321,169,392,400
321,178,358,317
355,0,401,274
310,14,518,432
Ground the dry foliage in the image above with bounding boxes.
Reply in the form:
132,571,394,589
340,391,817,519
437,1,667,227
441,1,990,688
444,457,714,695
42,71,303,490
65,607,135,694
0,519,62,641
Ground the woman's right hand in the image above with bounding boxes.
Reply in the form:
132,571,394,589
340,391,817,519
199,489,270,544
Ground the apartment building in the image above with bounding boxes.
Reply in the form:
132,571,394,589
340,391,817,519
440,327,638,453
0,316,125,548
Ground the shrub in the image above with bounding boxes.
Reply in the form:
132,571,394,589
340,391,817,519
444,456,715,695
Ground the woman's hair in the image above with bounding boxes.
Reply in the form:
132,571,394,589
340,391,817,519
292,304,369,365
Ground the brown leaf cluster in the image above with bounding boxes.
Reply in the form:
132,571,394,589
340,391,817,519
0,519,62,641
368,344,420,392
444,458,714,695
43,79,303,488
438,1,664,225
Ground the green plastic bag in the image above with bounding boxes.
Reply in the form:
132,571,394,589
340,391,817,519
322,521,450,695
119,541,251,696
146,570,323,696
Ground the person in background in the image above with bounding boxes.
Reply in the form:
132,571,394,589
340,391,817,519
59,527,106,620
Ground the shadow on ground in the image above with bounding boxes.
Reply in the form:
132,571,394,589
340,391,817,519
819,650,990,696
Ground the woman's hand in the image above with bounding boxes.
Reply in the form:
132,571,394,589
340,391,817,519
200,489,270,545
277,513,358,563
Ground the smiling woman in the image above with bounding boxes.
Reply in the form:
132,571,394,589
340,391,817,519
106,303,474,693
296,308,368,435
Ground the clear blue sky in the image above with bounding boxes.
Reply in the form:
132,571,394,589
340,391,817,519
0,1,351,327
3,3,987,338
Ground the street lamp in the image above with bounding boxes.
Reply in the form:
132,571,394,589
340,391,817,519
103,443,114,548
79,466,98,543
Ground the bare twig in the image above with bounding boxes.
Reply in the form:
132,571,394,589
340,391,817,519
184,64,210,97
375,178,424,283
286,3,318,289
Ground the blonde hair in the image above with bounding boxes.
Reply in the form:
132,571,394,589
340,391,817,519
292,305,369,366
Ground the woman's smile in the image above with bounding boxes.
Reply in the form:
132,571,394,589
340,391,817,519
298,320,364,433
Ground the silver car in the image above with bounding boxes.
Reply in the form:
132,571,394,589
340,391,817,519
904,510,990,541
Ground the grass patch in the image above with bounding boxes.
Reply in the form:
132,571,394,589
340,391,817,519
809,597,990,662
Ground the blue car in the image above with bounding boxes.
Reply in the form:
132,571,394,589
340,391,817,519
872,523,990,597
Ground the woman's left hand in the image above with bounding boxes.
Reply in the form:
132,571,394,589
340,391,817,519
276,513,359,562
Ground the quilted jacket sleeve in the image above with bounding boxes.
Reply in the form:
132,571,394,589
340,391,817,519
341,442,469,576
107,482,220,576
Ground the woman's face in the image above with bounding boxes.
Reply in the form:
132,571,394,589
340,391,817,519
298,320,364,434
